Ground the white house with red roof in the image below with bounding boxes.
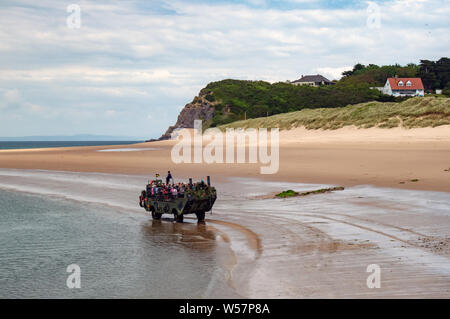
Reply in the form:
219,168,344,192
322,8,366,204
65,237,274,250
382,77,425,97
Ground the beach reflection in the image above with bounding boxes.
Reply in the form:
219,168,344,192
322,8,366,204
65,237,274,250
140,219,220,251
138,218,239,298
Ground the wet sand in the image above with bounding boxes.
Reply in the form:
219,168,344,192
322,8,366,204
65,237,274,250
0,169,448,298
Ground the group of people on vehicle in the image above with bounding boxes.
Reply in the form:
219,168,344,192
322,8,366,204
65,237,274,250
146,181,187,200
142,171,212,202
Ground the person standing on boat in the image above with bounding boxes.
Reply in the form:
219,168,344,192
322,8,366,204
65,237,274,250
166,171,173,185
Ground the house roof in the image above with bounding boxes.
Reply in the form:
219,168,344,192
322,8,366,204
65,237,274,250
292,74,332,84
387,78,424,90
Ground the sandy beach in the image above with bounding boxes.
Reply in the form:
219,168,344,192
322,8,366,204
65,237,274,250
0,126,449,298
0,126,449,192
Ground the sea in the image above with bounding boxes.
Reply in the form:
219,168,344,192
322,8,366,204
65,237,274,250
0,141,237,298
0,169,236,299
0,141,142,150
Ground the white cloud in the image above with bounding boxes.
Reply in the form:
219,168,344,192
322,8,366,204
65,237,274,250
0,89,21,109
82,87,150,97
0,67,174,84
105,109,117,117
0,89,46,113
316,66,353,80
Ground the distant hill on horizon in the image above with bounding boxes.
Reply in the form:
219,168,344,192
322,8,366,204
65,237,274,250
0,134,145,142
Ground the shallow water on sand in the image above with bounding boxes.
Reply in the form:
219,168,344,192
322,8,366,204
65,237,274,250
0,168,449,298
0,187,235,298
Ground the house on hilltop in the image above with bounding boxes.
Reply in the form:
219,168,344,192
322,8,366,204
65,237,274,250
382,77,425,97
290,74,334,87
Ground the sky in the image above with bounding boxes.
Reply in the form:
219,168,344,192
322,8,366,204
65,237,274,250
0,0,448,139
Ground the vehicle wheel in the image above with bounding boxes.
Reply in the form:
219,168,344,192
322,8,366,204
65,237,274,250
139,191,146,207
175,214,184,223
195,211,205,222
152,211,162,220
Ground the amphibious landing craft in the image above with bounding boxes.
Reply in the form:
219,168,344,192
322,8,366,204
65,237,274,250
139,175,217,222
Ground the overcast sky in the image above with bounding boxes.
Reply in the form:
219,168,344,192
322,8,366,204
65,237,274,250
0,0,448,139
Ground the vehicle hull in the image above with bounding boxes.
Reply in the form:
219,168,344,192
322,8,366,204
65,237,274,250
140,192,216,222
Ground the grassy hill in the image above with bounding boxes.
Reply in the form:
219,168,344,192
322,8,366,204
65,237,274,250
159,58,450,139
201,79,403,128
218,97,450,130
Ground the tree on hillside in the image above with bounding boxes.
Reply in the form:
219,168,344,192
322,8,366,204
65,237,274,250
341,63,419,86
342,63,365,77
419,57,450,91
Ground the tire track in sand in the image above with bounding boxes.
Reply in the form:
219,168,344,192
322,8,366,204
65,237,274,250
206,218,263,258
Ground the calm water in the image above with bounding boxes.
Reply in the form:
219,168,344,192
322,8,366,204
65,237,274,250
0,141,142,150
0,189,232,298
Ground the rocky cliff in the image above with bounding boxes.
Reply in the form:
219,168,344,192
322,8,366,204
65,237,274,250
157,90,216,140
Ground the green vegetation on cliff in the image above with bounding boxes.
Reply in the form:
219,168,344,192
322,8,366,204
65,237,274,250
201,80,399,128
198,58,449,128
160,58,449,138
340,63,419,87
340,58,450,92
219,97,450,130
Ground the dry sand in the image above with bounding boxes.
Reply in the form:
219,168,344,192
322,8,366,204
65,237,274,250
0,125,449,192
